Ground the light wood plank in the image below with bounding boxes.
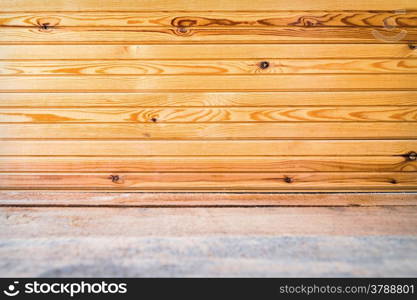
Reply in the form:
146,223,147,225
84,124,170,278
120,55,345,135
2,0,415,11
1,140,414,156
1,26,416,43
1,75,416,92
1,191,416,206
1,156,415,172
1,207,417,278
2,45,415,59
1,107,417,122
1,11,417,27
0,172,416,190
2,207,417,239
2,92,417,107
2,59,417,75
1,123,416,139
2,206,417,235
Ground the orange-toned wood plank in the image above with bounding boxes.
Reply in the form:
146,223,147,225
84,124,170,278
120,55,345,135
1,45,415,59
1,11,417,27
1,75,416,92
1,26,416,43
2,59,417,75
1,140,414,156
2,0,415,11
0,172,416,191
1,156,415,172
1,107,417,123
1,123,416,139
1,92,417,107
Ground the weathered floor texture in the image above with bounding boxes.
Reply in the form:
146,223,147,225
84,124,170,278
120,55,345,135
1,205,417,277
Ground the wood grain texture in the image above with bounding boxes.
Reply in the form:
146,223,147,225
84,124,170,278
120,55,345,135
2,0,416,11
2,75,417,92
1,107,417,123
2,205,417,236
1,156,415,172
1,140,414,156
1,26,416,43
1,123,417,139
2,45,416,59
2,191,416,206
2,92,417,107
0,172,416,191
2,59,417,75
1,11,417,28
2,1,417,193
2,207,417,278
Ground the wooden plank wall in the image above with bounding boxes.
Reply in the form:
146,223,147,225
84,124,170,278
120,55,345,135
0,0,417,192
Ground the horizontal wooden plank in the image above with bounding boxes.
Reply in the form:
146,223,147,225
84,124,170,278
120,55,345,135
1,156,415,172
1,27,416,43
1,140,414,156
2,207,417,278
1,107,417,123
1,92,417,107
1,45,415,59
2,208,417,243
2,59,417,76
2,191,416,206
2,0,416,11
1,75,416,92
1,207,417,278
1,11,417,28
1,123,416,139
0,172,416,190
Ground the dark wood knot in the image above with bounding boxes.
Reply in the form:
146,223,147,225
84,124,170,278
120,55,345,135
409,44,417,50
259,61,270,69
109,175,120,183
407,151,417,161
40,23,50,30
390,179,397,184
177,27,188,33
283,176,293,183
150,117,158,123
304,20,316,27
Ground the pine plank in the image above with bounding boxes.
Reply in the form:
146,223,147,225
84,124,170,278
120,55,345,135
2,0,415,11
1,92,417,107
0,172,416,190
2,45,415,59
1,11,417,27
1,156,415,172
1,107,417,122
1,26,416,43
1,75,416,92
1,140,414,156
1,140,415,156
1,123,416,139
2,59,417,75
